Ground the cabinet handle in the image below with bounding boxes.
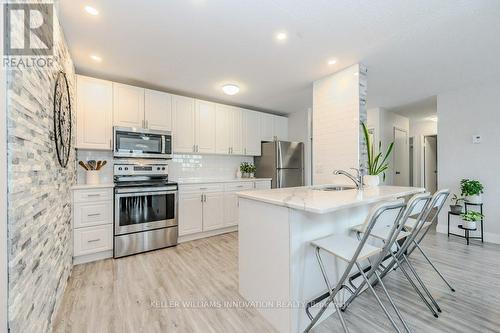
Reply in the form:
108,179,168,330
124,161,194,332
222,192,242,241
87,238,101,243
237,185,244,188
203,194,206,202
145,120,149,128
87,213,101,217
109,139,112,149
193,145,195,152
87,194,101,197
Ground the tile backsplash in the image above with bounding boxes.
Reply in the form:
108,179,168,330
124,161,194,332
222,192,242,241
76,150,254,184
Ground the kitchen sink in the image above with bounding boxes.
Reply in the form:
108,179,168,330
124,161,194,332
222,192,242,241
314,185,357,191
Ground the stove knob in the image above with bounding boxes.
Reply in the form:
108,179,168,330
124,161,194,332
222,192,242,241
118,167,122,171
157,167,161,171
124,167,128,171
162,167,165,170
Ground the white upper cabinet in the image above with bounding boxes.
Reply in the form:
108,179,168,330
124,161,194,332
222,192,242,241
172,95,196,153
260,113,274,142
215,104,232,154
76,75,113,150
273,115,289,140
195,100,216,154
231,107,243,155
144,89,172,131
113,83,145,128
243,109,261,156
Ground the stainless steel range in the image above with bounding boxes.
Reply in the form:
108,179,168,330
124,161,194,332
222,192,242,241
113,161,178,258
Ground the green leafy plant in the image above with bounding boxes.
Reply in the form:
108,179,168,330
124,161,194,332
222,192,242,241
240,162,250,173
460,179,484,196
361,122,394,181
461,211,484,222
248,163,256,174
451,194,465,205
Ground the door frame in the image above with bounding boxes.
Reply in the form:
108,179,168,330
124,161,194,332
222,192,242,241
423,135,438,192
393,126,409,186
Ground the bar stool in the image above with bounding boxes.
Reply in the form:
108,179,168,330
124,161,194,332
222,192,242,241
304,200,408,333
404,189,455,292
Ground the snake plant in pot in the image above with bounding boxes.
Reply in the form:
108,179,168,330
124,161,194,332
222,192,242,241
361,122,394,187
460,179,484,204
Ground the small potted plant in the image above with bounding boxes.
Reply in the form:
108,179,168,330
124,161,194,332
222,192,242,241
248,163,256,178
450,194,464,214
461,211,483,229
361,122,394,186
240,162,250,178
460,179,484,204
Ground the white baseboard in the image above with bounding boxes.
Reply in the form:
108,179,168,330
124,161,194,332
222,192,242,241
436,222,500,244
179,225,238,243
73,250,113,265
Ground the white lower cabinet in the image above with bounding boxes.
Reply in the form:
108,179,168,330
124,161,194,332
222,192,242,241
178,180,269,240
254,180,272,189
72,187,113,264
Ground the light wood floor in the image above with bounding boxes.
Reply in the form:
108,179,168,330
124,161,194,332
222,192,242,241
53,230,500,333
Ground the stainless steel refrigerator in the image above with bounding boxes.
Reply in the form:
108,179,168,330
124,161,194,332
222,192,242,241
255,141,304,188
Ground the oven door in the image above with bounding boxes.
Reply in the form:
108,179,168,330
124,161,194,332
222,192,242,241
114,127,172,159
114,186,177,235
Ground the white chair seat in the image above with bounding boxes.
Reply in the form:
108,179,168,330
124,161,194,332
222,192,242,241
405,218,431,230
351,224,410,241
312,234,382,263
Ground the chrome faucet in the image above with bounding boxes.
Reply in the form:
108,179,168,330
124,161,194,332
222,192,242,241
333,168,364,190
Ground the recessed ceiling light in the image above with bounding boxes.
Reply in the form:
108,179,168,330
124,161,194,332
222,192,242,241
353,72,359,76
327,59,337,65
275,31,287,41
90,54,102,62
84,6,99,16
222,84,240,96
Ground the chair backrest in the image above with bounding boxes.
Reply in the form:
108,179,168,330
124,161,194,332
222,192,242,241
412,189,450,236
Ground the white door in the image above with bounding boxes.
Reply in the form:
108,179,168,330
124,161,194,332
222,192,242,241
195,100,216,154
202,192,224,231
243,110,261,156
76,75,113,150
144,89,172,131
273,116,288,140
172,95,195,153
231,107,244,155
260,113,274,141
393,127,409,186
424,136,438,193
223,192,239,227
113,83,145,128
215,104,231,154
178,192,203,236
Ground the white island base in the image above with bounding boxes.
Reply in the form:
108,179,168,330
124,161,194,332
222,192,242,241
238,186,423,333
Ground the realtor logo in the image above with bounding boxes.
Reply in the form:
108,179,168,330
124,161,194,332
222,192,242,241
4,3,53,56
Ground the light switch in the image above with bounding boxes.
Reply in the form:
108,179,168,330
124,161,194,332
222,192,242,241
472,135,482,144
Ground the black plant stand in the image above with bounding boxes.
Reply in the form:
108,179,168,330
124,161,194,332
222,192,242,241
447,202,484,245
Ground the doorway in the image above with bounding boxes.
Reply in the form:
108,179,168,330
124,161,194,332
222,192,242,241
393,127,409,186
423,135,438,193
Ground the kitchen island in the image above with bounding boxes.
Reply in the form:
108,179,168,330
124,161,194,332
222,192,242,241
237,185,424,333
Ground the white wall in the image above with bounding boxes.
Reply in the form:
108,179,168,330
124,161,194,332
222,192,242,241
437,82,500,243
367,108,409,185
288,108,312,185
410,120,437,187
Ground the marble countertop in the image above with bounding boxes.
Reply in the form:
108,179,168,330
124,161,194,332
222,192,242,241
237,185,425,214
71,183,115,190
176,178,272,184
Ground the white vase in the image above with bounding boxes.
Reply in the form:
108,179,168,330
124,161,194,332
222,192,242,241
363,175,380,187
250,173,255,178
463,220,477,229
465,194,482,204
86,170,100,185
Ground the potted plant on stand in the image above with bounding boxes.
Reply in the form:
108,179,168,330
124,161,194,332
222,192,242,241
361,122,394,187
450,194,464,214
461,211,483,229
460,179,484,204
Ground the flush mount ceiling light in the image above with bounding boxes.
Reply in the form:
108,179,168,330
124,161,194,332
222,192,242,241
84,5,99,16
327,59,337,65
222,84,240,96
90,54,102,62
275,31,287,41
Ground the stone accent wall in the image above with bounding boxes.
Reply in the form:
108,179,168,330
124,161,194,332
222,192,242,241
6,7,76,333
358,64,368,174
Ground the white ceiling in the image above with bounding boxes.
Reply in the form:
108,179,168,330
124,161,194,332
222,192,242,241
59,0,500,114
388,96,437,122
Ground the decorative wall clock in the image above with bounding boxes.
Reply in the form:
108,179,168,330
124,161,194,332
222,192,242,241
53,71,72,167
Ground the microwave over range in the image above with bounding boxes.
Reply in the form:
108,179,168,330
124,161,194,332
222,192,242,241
113,126,172,159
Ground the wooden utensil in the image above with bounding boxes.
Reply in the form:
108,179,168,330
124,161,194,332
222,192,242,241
96,161,102,170
97,161,107,170
78,161,89,170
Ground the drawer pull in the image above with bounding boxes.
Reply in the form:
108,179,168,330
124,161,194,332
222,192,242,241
87,213,101,217
87,194,101,197
87,238,101,243
237,185,244,188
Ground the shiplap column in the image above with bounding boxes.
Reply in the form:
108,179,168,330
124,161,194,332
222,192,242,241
312,64,367,185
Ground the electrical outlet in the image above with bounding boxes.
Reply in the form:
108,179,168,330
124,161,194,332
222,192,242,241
472,135,482,144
